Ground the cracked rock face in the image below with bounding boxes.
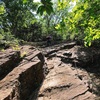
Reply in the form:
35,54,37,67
30,58,95,100
29,45,97,100
0,46,46,100
0,43,99,100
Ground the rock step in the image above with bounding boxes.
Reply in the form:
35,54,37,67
42,42,76,57
0,47,45,100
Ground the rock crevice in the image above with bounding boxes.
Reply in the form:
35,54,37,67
0,46,46,100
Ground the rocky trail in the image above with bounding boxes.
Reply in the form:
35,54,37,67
0,42,100,100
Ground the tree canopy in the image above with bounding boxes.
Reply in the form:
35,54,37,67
0,0,100,47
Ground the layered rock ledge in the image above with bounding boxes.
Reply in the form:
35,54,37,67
0,46,45,100
29,43,99,100
0,43,100,100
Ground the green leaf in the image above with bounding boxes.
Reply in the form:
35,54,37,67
23,0,28,4
0,5,5,15
37,5,46,15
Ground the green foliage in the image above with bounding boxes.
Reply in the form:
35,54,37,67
20,51,27,58
1,0,38,35
0,34,4,40
12,45,20,50
57,0,69,10
75,0,100,46
37,0,53,15
0,31,19,49
0,2,5,15
61,0,100,46
0,0,100,47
